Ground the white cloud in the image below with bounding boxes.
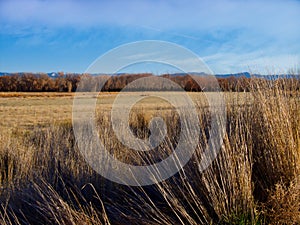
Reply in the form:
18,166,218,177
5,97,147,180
204,52,299,74
1,0,299,36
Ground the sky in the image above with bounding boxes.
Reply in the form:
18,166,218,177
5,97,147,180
0,0,299,74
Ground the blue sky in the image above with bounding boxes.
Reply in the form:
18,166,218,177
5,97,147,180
0,0,299,74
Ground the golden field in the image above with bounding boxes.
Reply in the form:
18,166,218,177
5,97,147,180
0,92,249,130
0,82,299,225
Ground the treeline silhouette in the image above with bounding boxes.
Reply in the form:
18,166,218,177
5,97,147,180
0,73,80,92
0,73,299,92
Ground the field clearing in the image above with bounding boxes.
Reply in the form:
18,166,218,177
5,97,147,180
0,91,251,130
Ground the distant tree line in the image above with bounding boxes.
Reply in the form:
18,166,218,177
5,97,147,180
0,73,81,92
0,72,299,92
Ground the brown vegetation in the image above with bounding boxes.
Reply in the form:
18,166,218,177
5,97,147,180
0,78,299,224
2,73,298,92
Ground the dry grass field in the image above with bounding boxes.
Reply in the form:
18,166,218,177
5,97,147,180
0,81,299,224
0,92,249,130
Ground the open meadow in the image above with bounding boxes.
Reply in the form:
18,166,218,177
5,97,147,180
0,81,299,224
2,0,300,224
0,92,249,130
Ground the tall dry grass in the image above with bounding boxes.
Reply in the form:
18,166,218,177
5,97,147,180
0,78,299,224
